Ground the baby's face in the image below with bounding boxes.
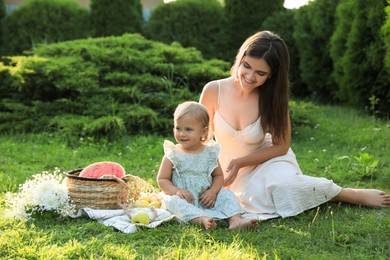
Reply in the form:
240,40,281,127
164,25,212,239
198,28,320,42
174,114,206,152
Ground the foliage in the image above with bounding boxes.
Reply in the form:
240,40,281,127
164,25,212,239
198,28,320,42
145,0,229,60
90,0,142,37
382,0,390,72
352,153,379,181
1,0,90,55
330,0,390,117
0,34,229,138
261,9,307,98
224,0,284,58
293,0,340,103
0,0,5,56
0,0,4,20
289,100,318,129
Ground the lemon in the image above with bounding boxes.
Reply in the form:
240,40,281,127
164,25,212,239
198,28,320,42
148,200,162,208
133,199,149,208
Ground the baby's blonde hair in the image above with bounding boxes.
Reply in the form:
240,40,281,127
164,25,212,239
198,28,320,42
174,101,209,128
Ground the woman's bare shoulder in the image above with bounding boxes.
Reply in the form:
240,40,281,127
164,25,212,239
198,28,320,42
203,79,219,91
203,77,231,94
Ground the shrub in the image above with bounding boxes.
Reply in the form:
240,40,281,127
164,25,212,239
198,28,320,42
382,1,390,73
145,0,228,60
330,0,390,117
0,34,227,138
1,33,314,139
90,0,142,37
82,115,126,139
289,100,318,130
1,0,90,55
0,0,5,55
293,0,339,103
261,9,307,98
0,0,4,21
224,0,284,58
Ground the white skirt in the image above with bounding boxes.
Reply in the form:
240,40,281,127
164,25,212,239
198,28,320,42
228,148,342,219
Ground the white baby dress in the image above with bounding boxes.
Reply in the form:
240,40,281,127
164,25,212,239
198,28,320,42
160,140,244,222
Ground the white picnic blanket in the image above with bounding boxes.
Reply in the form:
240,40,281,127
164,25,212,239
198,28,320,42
79,208,279,234
81,207,177,234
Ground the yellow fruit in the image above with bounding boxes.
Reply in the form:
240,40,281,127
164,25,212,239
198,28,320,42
131,211,150,224
133,199,149,208
139,193,160,203
138,196,152,203
148,200,162,208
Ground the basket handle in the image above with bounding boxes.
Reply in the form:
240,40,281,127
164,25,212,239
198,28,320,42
99,175,129,190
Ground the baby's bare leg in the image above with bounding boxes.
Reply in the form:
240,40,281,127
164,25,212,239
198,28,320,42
332,188,390,208
190,217,217,231
228,214,259,231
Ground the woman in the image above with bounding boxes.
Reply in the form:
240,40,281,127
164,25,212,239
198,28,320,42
200,31,390,219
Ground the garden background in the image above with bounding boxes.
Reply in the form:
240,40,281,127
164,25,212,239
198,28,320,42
0,0,389,259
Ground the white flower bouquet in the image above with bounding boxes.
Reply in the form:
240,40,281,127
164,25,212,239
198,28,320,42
5,168,75,220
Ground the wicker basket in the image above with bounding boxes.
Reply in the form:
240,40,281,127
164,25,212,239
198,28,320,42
65,170,157,212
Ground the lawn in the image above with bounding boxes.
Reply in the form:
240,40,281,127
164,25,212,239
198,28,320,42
0,102,389,259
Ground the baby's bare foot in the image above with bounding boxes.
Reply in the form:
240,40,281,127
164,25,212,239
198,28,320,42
203,217,217,231
228,216,259,231
191,217,217,230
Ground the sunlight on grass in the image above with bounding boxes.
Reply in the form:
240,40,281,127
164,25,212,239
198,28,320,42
161,234,268,259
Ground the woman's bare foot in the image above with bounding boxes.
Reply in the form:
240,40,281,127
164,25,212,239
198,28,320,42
333,188,390,208
191,217,217,231
228,215,259,231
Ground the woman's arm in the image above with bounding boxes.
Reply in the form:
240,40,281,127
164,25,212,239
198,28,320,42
199,80,219,142
236,114,291,166
224,116,291,186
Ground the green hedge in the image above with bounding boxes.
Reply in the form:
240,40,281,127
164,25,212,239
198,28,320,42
145,0,228,60
293,0,339,103
90,0,142,37
330,0,389,117
1,0,90,56
0,33,229,139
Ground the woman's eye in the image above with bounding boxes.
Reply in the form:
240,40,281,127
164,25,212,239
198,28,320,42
243,62,250,68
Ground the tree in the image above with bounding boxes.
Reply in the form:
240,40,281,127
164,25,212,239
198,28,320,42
261,9,307,98
145,0,228,60
224,0,284,58
90,0,142,37
330,0,389,116
1,0,90,55
294,0,340,103
381,0,390,73
0,0,6,55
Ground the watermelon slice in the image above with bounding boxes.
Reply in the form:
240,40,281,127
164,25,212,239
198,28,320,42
79,161,125,179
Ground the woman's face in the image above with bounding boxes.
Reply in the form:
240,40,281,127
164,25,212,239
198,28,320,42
237,56,271,90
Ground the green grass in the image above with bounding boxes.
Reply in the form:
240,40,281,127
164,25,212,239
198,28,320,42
1,103,389,259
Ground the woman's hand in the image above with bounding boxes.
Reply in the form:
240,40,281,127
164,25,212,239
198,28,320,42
223,158,240,186
200,189,218,208
175,189,195,203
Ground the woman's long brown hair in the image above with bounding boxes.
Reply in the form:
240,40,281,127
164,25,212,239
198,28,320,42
230,31,290,142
